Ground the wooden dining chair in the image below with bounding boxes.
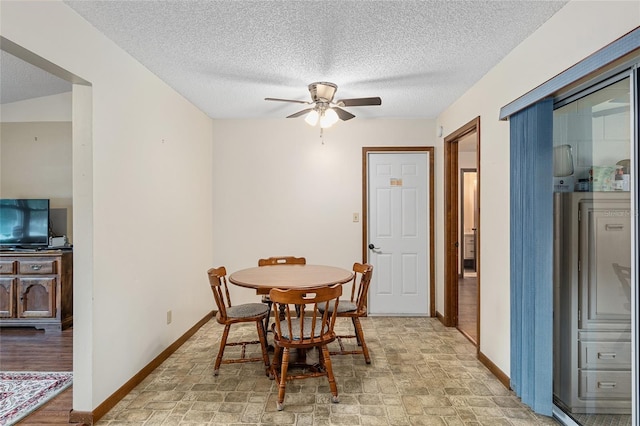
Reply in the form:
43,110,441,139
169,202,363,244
258,256,307,325
258,256,306,267
320,263,374,364
207,266,271,376
269,285,342,411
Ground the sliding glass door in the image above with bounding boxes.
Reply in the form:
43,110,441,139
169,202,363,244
552,72,635,425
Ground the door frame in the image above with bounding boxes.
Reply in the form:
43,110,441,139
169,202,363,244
362,146,436,317
444,118,481,348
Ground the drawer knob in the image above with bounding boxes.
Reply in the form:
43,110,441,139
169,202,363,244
597,352,616,359
30,264,43,271
597,382,617,389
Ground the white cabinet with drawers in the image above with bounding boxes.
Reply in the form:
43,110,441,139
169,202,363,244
553,192,631,414
463,233,475,260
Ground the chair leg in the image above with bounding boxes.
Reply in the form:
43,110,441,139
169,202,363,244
269,344,281,380
321,345,339,403
214,324,231,376
263,300,272,338
352,317,371,364
256,320,270,375
351,317,362,346
276,347,290,411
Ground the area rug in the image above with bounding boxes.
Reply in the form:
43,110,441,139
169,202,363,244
0,371,73,426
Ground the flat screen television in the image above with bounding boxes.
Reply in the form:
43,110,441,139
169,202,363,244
0,199,50,248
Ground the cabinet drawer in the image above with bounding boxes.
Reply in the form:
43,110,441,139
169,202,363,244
0,260,16,274
578,330,631,341
579,370,631,400
580,341,631,370
463,235,475,259
18,260,56,275
464,245,475,258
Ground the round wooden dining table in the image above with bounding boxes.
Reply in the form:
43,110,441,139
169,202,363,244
229,264,353,363
229,264,354,294
229,264,354,357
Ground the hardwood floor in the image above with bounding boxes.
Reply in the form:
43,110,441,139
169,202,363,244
0,326,80,425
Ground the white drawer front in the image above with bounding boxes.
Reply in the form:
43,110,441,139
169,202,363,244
579,341,631,369
579,370,631,400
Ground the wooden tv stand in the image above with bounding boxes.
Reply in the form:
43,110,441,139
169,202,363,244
0,250,72,332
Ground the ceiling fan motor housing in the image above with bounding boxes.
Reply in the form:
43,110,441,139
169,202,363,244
308,82,337,103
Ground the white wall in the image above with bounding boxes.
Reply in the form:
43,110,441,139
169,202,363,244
437,1,639,375
1,92,72,122
0,121,73,239
211,118,437,304
0,93,74,236
1,0,214,412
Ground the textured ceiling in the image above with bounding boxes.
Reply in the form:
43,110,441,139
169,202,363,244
3,1,568,120
0,50,72,104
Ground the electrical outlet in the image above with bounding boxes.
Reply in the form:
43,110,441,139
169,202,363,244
353,213,359,222
166,310,172,324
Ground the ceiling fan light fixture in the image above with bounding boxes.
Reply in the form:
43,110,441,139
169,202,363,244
265,81,381,129
320,108,339,128
304,109,319,126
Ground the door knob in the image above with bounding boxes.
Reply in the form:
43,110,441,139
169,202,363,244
368,243,380,250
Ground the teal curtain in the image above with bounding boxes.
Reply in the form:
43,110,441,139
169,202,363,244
509,98,553,415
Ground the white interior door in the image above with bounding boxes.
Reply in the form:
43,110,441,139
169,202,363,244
367,152,430,315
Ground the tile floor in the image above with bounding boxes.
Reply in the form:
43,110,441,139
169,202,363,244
96,316,559,425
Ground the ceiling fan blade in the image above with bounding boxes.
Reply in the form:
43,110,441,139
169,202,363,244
265,97,309,104
333,107,356,121
286,108,314,118
337,97,382,107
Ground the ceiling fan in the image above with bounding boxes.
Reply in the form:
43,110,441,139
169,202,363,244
265,82,382,128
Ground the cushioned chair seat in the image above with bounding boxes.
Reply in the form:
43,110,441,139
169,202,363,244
319,301,357,314
277,317,325,340
227,303,270,319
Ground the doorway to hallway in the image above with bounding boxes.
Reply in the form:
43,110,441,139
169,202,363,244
444,117,480,347
459,167,477,342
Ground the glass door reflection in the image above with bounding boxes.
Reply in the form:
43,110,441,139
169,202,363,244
553,76,633,425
